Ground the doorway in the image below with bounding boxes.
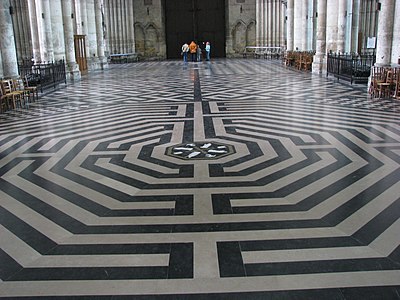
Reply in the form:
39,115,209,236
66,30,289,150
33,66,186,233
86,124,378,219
164,0,226,59
74,35,88,74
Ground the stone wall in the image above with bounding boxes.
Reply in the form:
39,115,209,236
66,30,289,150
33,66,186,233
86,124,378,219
134,0,166,60
226,0,256,57
131,0,256,59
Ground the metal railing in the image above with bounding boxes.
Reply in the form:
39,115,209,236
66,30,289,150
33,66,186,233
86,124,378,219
18,60,67,92
327,53,375,84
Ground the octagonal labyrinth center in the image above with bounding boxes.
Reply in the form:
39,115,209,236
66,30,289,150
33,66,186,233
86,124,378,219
166,141,236,160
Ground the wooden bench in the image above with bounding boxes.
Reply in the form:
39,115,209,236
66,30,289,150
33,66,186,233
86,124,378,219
243,46,283,59
243,47,259,58
109,53,139,64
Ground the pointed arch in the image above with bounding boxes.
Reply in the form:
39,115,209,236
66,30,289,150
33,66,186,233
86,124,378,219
246,20,256,47
144,23,160,57
134,22,145,56
232,20,247,53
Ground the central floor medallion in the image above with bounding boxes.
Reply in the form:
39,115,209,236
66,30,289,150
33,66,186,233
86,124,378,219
166,141,235,160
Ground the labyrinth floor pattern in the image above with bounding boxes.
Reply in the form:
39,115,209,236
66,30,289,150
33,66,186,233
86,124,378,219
1,59,400,299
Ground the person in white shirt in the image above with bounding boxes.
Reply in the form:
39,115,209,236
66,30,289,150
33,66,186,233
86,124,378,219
205,42,211,61
181,43,189,62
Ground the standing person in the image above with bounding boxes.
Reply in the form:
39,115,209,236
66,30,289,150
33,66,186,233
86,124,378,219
196,45,202,62
205,42,211,61
181,43,189,62
189,41,197,62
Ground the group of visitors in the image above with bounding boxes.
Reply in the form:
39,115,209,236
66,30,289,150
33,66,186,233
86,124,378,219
181,41,210,63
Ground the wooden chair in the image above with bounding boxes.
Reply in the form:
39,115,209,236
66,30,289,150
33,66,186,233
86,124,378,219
0,84,9,113
1,79,24,109
301,54,313,71
394,70,400,100
284,51,293,66
287,51,297,67
369,67,386,98
376,69,394,99
23,75,39,102
14,78,35,104
295,53,303,70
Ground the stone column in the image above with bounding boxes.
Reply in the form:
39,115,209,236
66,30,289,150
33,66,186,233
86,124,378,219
127,0,135,53
263,0,267,46
121,0,127,53
111,0,117,53
37,0,55,62
73,0,80,34
278,1,282,46
264,0,268,46
104,0,111,54
27,0,41,63
61,0,81,81
256,0,261,46
79,0,90,61
301,0,308,51
287,0,294,50
50,0,66,61
0,1,19,78
281,1,286,47
376,0,395,65
391,0,400,64
71,0,79,34
115,0,122,53
268,0,273,46
87,0,99,70
312,0,327,74
113,0,119,53
95,0,108,68
107,0,112,53
326,0,338,53
0,51,3,79
337,0,347,53
311,0,317,50
274,1,277,46
351,0,360,53
259,0,264,46
293,0,302,50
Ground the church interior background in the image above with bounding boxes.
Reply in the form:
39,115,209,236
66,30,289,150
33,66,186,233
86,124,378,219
1,0,400,298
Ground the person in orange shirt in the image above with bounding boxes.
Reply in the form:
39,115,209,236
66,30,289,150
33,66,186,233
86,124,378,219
189,41,197,62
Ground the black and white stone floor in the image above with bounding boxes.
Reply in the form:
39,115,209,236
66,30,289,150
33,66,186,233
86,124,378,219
1,59,400,299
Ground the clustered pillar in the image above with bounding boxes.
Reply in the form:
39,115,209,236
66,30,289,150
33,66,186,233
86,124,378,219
51,0,66,62
256,0,263,46
1,0,111,80
61,0,81,81
255,0,285,47
27,0,41,63
312,0,327,74
94,0,107,69
0,1,19,78
392,0,400,63
104,0,136,55
301,0,308,51
309,0,398,73
337,0,347,53
375,0,395,65
286,0,294,51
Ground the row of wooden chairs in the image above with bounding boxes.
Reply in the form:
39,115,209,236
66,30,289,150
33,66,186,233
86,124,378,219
369,67,400,99
283,51,314,71
0,77,39,113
